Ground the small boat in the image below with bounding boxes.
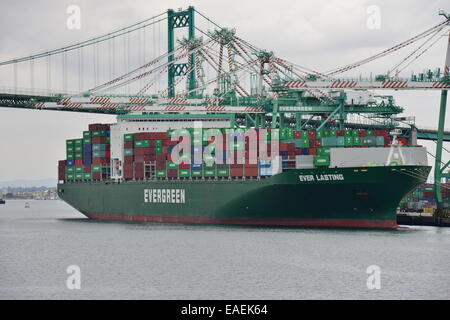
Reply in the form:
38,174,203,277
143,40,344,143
25,202,30,208
0,199,5,204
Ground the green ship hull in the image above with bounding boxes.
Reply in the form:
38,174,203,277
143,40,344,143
58,165,430,229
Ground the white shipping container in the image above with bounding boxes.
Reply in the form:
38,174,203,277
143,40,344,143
330,147,428,167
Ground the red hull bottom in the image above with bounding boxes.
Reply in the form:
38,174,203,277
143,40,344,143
83,212,398,229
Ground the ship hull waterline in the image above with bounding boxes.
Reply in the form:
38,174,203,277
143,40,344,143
58,165,431,229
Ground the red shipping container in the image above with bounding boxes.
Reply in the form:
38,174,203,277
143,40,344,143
123,170,133,180
384,138,392,147
124,156,134,163
358,129,366,137
124,141,133,149
168,169,178,178
309,148,317,156
179,162,191,169
83,165,92,173
89,123,102,131
106,145,111,151
398,138,408,146
246,167,259,177
58,160,66,167
75,159,83,166
92,136,106,144
314,139,321,148
106,151,111,158
135,148,153,156
294,130,302,139
134,132,152,140
93,158,108,165
156,161,166,170
280,143,289,152
231,167,244,177
156,154,166,162
337,130,345,136
133,162,144,172
92,172,102,180
308,130,316,140
295,148,302,155
134,171,145,179
149,132,167,140
287,143,295,152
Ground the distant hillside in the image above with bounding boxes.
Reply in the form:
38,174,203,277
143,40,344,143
0,178,57,188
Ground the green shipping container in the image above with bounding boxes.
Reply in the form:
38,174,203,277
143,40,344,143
74,153,83,159
66,167,74,174
167,162,178,169
314,155,330,167
204,169,216,177
316,131,325,139
134,140,150,148
66,140,74,148
154,139,162,147
67,153,74,160
124,133,134,142
75,173,83,180
352,130,359,137
83,172,92,180
217,168,230,177
344,137,353,147
92,130,106,137
92,165,102,172
179,169,190,178
106,136,110,144
318,147,331,156
155,146,163,154
366,129,374,136
191,169,202,177
353,136,361,146
83,138,91,145
344,130,353,137
300,138,309,148
66,173,74,180
75,146,83,153
83,131,91,138
329,130,337,137
75,166,83,173
74,139,84,146
156,170,166,178
66,146,74,153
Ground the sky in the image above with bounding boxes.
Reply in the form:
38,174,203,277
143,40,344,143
0,0,449,182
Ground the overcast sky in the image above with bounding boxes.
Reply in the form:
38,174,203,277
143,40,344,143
0,0,449,182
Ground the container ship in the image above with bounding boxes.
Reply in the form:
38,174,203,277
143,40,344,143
57,113,430,229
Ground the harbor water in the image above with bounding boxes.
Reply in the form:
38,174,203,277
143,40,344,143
0,199,449,300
